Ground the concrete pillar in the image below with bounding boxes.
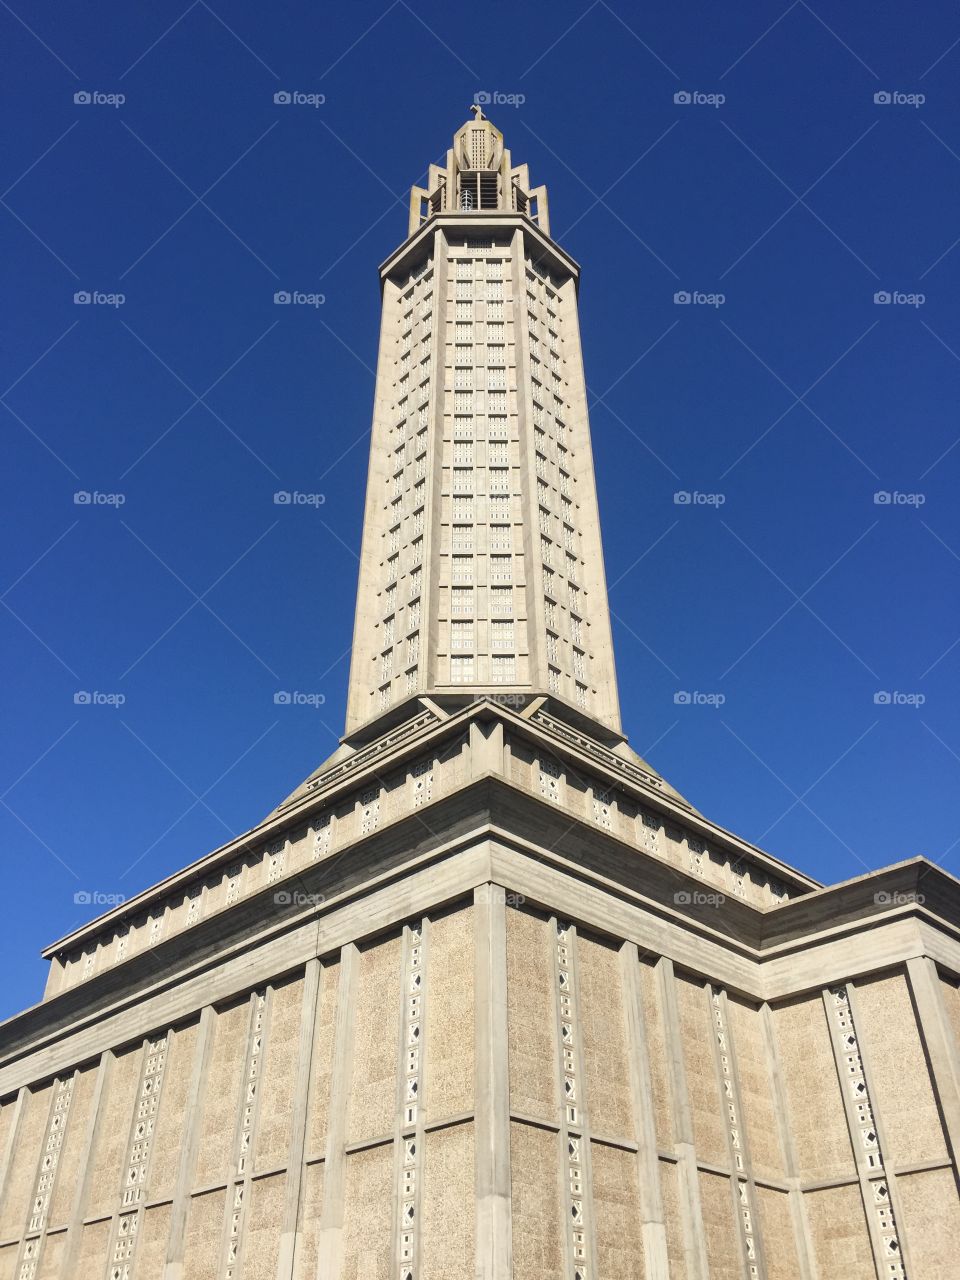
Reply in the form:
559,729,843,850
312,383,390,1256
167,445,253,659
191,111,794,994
277,958,322,1279
759,1003,816,1279
59,1050,111,1279
474,885,512,1279
618,943,669,1280
314,943,358,1280
905,956,960,1167
164,1005,216,1280
657,958,709,1280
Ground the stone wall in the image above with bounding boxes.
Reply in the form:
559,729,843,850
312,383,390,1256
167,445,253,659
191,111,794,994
3,895,960,1278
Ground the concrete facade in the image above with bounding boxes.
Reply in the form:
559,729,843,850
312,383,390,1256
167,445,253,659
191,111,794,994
1,114,959,1278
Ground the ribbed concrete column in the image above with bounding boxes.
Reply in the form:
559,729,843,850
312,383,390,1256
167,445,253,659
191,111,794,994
656,958,709,1280
164,1005,215,1280
618,943,669,1280
277,958,322,1279
315,943,358,1280
474,884,512,1279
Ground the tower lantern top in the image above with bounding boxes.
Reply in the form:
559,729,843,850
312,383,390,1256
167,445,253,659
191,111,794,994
408,110,550,236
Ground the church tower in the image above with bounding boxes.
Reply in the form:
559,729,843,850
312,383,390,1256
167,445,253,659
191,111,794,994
345,105,620,740
2,113,960,1280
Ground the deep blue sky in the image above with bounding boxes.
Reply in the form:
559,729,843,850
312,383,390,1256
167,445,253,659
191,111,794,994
2,0,958,1017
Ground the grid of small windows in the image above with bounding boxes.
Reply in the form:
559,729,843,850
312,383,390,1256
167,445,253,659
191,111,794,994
525,261,591,710
450,654,475,683
439,253,521,691
376,265,434,714
491,654,516,683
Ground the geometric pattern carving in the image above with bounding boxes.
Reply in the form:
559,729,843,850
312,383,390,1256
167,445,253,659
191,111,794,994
711,989,760,1279
16,1075,75,1279
554,920,589,1280
828,986,906,1278
539,756,561,802
312,812,333,858
399,922,425,1280
638,811,660,854
411,757,434,808
107,1035,169,1280
591,789,612,829
360,787,381,835
223,992,267,1280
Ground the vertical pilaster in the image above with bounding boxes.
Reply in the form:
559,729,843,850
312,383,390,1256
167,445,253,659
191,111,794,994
393,919,427,1280
474,886,512,1280
315,943,359,1280
705,985,765,1280
821,984,906,1279
59,1050,111,1280
759,1003,816,1279
905,956,960,1167
0,1086,27,1208
276,959,322,1279
469,716,505,777
618,943,668,1280
219,988,271,1280
164,1005,215,1280
549,915,596,1280
657,958,709,1280
12,1073,74,1278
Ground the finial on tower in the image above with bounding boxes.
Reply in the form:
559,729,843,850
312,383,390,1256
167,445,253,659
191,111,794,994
470,102,486,121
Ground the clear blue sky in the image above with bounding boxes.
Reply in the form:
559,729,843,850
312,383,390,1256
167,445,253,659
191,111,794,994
2,0,958,1018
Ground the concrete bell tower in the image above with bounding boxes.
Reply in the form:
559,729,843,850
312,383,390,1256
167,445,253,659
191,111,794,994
344,111,621,742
